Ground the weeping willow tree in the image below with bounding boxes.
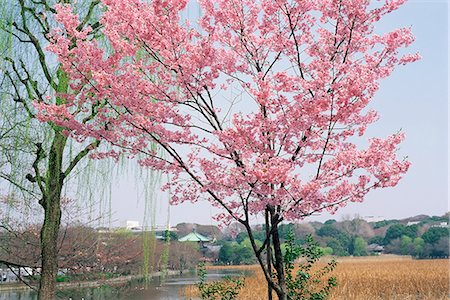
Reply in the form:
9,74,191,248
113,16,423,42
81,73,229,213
0,1,113,299
0,1,172,298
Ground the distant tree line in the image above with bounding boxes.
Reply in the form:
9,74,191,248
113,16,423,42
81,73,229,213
216,213,449,264
1,213,447,277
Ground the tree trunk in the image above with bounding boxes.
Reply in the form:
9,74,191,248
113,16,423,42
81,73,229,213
38,131,66,300
38,193,62,300
271,212,287,300
265,208,273,300
244,205,288,300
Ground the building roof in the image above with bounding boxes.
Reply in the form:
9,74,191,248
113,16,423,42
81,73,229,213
178,231,211,242
368,244,384,252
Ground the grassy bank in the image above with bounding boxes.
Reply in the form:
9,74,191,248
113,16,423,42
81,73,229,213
184,256,449,299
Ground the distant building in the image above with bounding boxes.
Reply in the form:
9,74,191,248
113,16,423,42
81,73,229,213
431,222,449,228
178,231,211,243
363,216,385,223
178,231,212,253
123,220,140,230
367,244,384,255
120,221,178,233
0,267,34,283
407,221,420,226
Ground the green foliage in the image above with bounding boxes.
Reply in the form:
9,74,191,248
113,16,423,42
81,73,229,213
367,236,384,245
317,225,353,256
234,230,266,244
372,219,398,229
325,238,349,257
278,223,295,240
400,235,413,255
383,224,417,245
383,224,404,244
252,230,266,243
218,242,234,263
56,275,70,283
197,263,244,300
412,237,425,257
352,237,368,256
218,240,258,265
324,219,336,225
403,225,418,239
422,227,448,245
418,215,448,225
316,225,342,238
163,230,178,241
424,236,449,258
320,247,334,256
235,232,247,244
385,233,448,258
234,243,255,265
284,231,337,300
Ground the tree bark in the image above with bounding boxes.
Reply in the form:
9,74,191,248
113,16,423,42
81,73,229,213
38,194,62,300
265,208,273,300
245,205,288,300
38,131,66,300
271,210,287,300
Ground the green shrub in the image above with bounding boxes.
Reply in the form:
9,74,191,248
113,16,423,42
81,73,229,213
284,232,337,300
197,262,244,300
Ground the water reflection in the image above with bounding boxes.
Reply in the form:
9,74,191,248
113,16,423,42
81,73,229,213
0,269,249,300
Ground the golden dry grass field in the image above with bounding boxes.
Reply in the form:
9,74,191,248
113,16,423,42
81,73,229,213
184,256,449,300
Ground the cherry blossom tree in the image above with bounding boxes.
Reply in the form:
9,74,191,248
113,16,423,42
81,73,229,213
37,0,419,298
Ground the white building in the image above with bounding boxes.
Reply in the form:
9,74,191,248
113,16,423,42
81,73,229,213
407,221,420,226
123,220,140,230
431,222,449,228
362,216,385,223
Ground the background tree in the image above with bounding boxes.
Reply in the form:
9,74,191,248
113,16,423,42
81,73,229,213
1,197,108,283
325,238,349,257
352,237,368,257
424,236,449,258
337,216,374,239
421,227,448,245
38,1,419,299
293,223,316,240
411,237,425,257
218,239,259,265
383,224,418,245
0,196,41,280
1,195,176,282
169,242,201,271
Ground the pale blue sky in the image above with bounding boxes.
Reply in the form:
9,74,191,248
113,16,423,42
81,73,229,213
108,0,448,227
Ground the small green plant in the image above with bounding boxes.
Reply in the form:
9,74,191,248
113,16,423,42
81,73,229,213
55,275,70,283
284,231,337,300
197,262,245,300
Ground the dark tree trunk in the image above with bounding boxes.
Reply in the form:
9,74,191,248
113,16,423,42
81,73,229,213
271,220,287,300
38,132,66,300
265,208,273,300
245,204,288,300
38,194,62,300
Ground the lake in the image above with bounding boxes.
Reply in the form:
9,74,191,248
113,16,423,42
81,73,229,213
0,269,248,300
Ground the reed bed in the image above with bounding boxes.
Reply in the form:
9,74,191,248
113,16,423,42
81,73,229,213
184,256,449,299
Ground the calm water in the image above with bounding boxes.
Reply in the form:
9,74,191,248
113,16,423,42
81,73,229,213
0,270,248,300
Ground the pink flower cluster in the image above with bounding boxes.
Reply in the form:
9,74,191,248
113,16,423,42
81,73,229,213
36,0,417,224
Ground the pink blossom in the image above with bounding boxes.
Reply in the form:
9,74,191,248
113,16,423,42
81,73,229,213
38,0,417,224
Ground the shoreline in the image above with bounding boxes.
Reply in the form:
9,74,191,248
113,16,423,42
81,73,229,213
0,269,183,292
